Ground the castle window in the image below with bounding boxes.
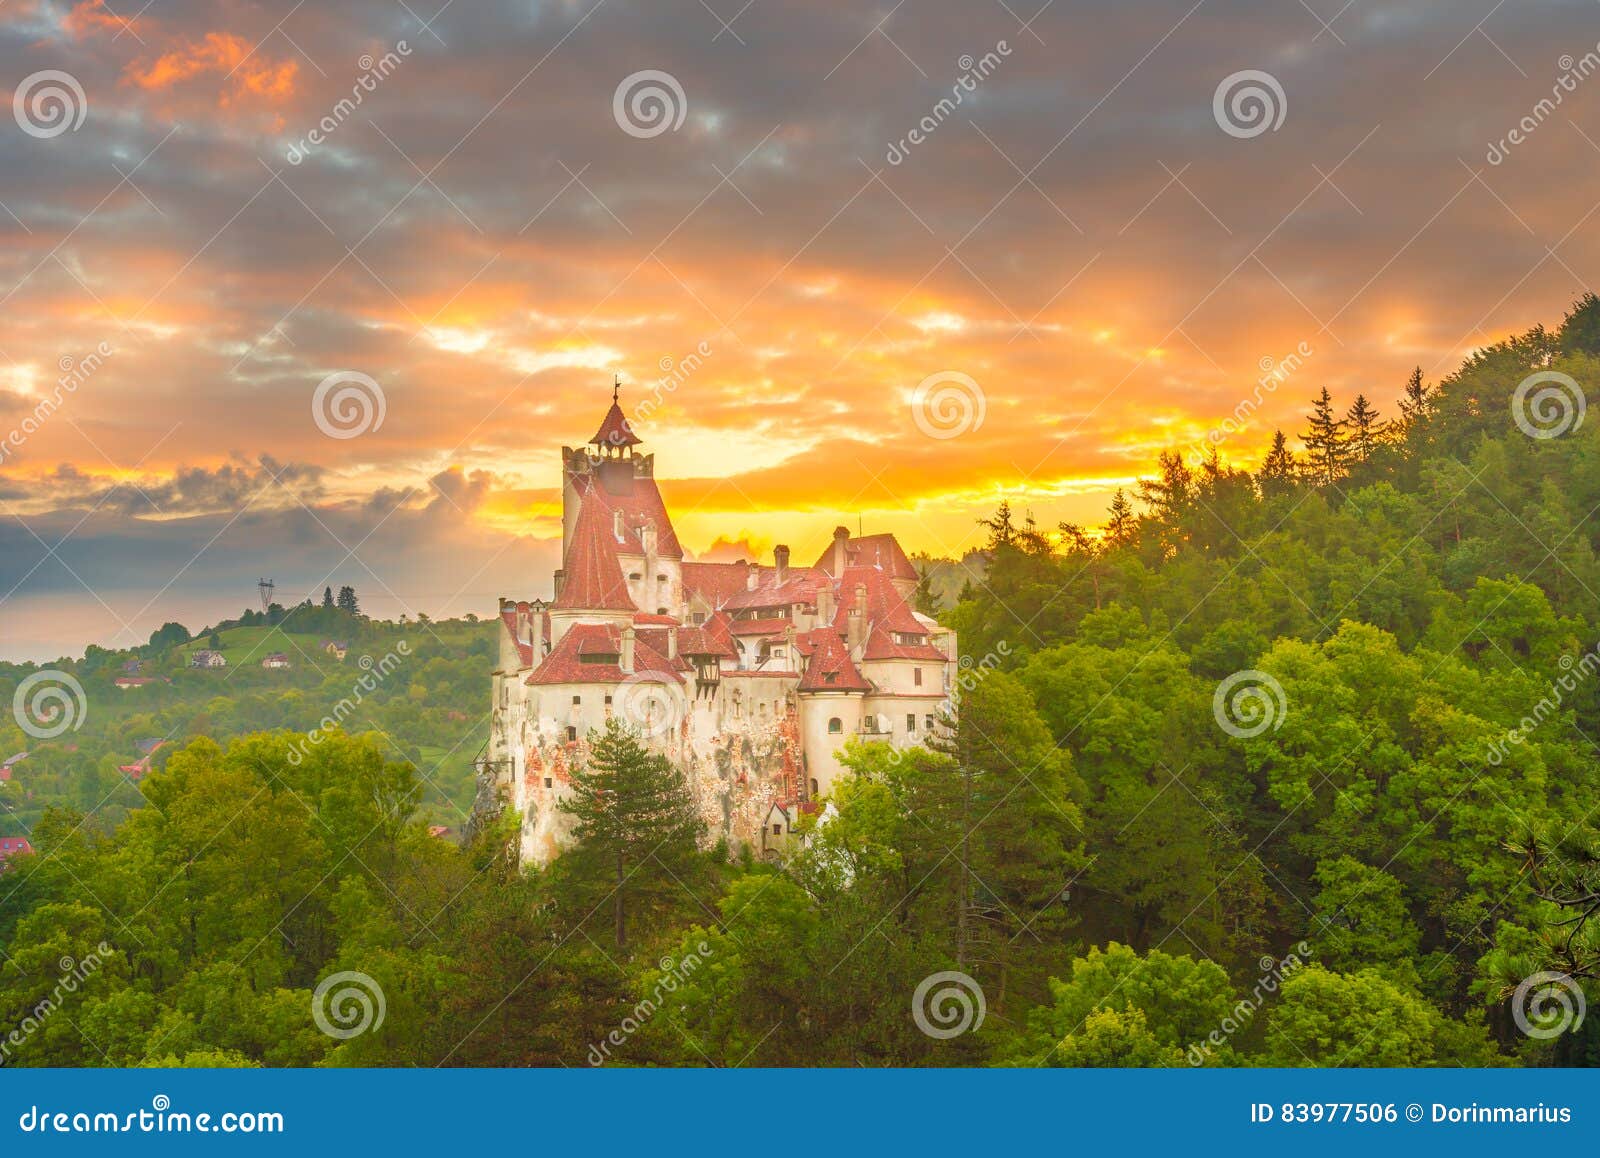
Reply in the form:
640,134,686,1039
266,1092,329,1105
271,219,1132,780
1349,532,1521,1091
772,823,782,835
914,667,923,686
566,726,577,742
925,715,935,732
605,695,613,706
572,695,581,705
629,572,642,581
824,672,837,685
657,574,668,582
544,777,552,789
828,717,842,734
657,607,669,615
810,778,819,796
906,714,916,732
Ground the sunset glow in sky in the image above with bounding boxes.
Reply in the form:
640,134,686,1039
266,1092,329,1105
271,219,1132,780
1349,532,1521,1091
2,0,1597,658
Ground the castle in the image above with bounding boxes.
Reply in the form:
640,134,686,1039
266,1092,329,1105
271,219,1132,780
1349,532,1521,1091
484,386,958,865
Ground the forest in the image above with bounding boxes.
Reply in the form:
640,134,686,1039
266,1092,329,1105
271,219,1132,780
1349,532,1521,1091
4,297,1600,1067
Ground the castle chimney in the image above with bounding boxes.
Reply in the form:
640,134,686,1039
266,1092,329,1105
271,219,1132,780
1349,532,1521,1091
620,625,636,674
816,582,835,628
774,544,790,585
528,599,545,663
613,510,625,539
667,626,678,660
832,525,850,576
747,564,759,591
846,583,867,652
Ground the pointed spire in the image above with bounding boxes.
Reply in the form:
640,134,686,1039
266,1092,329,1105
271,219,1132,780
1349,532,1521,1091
590,376,642,449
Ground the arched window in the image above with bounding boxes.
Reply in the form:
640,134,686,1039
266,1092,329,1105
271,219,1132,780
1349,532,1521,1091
827,717,842,734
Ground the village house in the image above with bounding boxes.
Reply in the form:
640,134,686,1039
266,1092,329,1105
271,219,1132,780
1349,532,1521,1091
262,653,292,669
189,650,226,669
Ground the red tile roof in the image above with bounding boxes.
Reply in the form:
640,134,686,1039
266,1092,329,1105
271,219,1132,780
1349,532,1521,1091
722,567,827,611
798,628,871,692
681,560,754,605
590,399,642,448
728,617,792,636
813,532,918,583
554,492,639,612
527,623,684,686
0,837,33,857
678,611,737,658
575,473,684,558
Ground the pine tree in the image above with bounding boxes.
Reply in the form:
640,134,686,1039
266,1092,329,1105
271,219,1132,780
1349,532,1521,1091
557,717,705,951
1397,367,1431,432
322,586,335,608
979,500,1018,551
1345,394,1383,464
912,563,941,616
1300,387,1347,486
1105,490,1137,546
336,586,360,615
1257,429,1296,497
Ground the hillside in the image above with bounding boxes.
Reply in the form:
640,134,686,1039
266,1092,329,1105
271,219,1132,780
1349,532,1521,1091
3,300,1600,1069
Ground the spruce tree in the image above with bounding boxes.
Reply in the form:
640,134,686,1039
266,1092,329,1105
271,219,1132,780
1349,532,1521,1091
1257,429,1296,497
557,716,705,951
1300,387,1347,486
322,586,335,608
1397,367,1431,433
1105,489,1137,546
912,563,941,616
1345,393,1383,464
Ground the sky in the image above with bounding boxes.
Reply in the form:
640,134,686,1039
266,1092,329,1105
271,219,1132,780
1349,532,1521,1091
1,0,1597,660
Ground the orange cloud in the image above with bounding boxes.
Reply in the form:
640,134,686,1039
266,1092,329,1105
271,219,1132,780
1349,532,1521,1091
126,32,297,106
64,0,136,36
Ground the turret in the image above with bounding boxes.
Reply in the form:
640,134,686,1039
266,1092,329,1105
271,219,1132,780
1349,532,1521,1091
497,598,520,672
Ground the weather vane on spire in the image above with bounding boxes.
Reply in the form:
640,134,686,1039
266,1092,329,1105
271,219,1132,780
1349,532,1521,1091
613,373,621,402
